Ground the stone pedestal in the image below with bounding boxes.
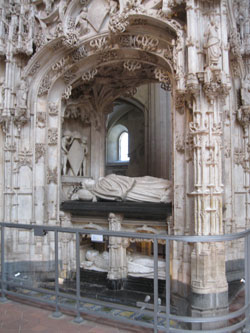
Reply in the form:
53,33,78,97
191,243,228,330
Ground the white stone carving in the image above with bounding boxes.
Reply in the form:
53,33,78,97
82,69,98,82
62,85,72,100
204,16,221,69
48,102,59,116
72,174,172,203
241,74,250,106
48,128,58,145
47,167,58,184
75,7,89,36
35,143,46,163
123,60,141,72
37,112,46,128
72,45,87,62
38,75,51,96
154,68,171,90
61,131,88,177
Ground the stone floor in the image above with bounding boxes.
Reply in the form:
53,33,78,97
0,299,154,333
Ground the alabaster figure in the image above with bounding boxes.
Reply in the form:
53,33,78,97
71,174,172,203
82,249,109,272
61,133,74,176
204,17,221,69
81,249,166,279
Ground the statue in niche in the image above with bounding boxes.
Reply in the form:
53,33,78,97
61,131,89,176
16,80,27,110
71,174,172,203
204,17,221,69
79,136,88,176
75,7,89,35
61,133,74,176
241,74,250,106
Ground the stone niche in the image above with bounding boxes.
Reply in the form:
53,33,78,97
61,104,91,201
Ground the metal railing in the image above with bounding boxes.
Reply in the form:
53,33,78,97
0,221,249,332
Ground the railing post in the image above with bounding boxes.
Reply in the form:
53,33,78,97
52,230,63,318
165,238,170,332
0,225,7,303
153,237,158,333
73,231,84,324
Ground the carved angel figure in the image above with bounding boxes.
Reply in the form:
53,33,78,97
204,18,221,69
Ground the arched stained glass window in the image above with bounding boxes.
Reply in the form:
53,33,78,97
119,131,129,161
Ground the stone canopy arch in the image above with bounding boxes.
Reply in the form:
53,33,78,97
20,2,184,213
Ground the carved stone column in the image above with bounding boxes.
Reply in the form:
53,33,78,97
107,212,128,290
187,2,231,326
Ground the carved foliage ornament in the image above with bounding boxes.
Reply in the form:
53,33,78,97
48,102,59,116
123,60,141,72
154,68,171,90
48,128,58,145
89,37,111,51
38,75,52,97
82,69,98,82
62,85,72,100
35,143,46,163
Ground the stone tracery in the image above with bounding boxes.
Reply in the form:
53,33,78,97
0,0,249,324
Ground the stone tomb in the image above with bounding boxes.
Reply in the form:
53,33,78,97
61,201,172,289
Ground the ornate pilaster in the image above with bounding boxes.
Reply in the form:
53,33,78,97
107,213,129,290
187,2,231,321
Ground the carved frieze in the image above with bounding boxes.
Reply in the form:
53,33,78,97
109,12,129,34
82,69,98,82
48,128,58,145
72,45,88,62
133,35,159,52
97,50,118,63
35,143,46,163
52,57,69,72
62,85,72,100
63,70,77,84
123,60,141,72
89,37,111,51
38,75,52,97
154,68,171,91
29,62,41,77
62,32,80,49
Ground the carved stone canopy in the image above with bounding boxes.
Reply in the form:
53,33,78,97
67,60,171,115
